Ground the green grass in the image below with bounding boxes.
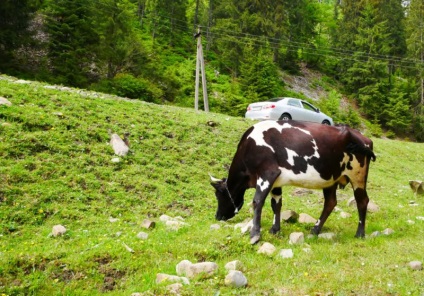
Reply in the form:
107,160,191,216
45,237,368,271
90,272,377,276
0,75,423,295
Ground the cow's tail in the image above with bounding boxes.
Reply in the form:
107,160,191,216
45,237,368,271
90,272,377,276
346,130,376,162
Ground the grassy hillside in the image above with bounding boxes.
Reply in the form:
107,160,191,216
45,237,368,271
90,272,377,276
0,75,423,295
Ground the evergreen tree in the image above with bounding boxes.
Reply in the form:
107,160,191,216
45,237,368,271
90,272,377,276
405,0,424,140
0,0,39,73
44,0,99,86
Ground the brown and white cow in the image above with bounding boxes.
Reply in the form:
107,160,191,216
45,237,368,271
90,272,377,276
210,120,376,244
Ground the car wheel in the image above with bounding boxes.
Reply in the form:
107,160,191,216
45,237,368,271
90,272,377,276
322,120,331,125
279,114,291,121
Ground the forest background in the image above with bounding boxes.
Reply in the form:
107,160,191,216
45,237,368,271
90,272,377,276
1,0,424,141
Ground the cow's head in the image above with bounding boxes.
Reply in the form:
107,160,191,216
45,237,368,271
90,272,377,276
210,175,243,221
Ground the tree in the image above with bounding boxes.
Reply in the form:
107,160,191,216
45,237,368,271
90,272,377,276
239,44,283,102
0,0,40,73
44,0,99,86
405,0,424,141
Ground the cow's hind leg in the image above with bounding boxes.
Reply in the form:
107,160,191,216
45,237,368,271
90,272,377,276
270,187,282,234
353,188,369,238
311,184,337,235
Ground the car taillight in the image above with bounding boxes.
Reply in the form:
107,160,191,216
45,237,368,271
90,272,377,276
263,104,276,109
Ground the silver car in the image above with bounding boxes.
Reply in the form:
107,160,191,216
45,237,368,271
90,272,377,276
245,97,333,125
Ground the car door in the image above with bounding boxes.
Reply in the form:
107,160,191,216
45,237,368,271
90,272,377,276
300,101,321,123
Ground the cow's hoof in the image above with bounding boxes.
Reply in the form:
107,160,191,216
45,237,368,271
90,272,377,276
269,226,280,234
250,235,260,245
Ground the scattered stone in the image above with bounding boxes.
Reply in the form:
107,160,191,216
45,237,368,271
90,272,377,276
225,260,243,271
122,242,134,253
289,232,304,245
302,247,312,253
167,283,184,294
111,157,120,163
136,232,148,240
409,180,424,195
156,273,189,285
367,201,380,212
318,232,336,240
109,217,119,223
141,219,156,229
409,261,422,271
299,213,317,224
160,214,173,222
15,79,30,84
166,220,187,231
131,293,142,296
347,197,356,207
278,249,294,259
347,198,379,212
340,211,352,219
176,260,192,276
224,270,248,287
52,225,66,237
52,112,64,117
210,224,221,230
110,133,129,156
407,220,415,225
185,262,218,279
280,210,299,223
257,242,276,255
235,219,253,234
0,97,12,106
115,231,122,237
382,228,394,235
370,231,380,238
416,216,424,221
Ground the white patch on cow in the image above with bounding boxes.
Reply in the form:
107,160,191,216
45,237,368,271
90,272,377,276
285,148,298,166
273,164,335,189
257,177,270,191
247,121,312,152
301,139,320,162
272,194,281,203
315,219,321,226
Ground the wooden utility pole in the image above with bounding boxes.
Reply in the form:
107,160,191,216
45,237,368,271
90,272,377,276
194,28,209,112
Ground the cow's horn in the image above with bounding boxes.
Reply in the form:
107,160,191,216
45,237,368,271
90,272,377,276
209,173,222,183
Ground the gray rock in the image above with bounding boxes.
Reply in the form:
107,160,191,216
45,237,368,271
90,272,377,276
382,228,394,235
278,249,294,259
224,270,248,287
185,262,218,279
110,133,129,156
210,224,221,230
289,232,304,245
340,211,352,218
234,219,253,234
141,219,156,229
52,225,66,237
167,283,184,294
136,232,148,240
0,97,12,106
409,261,422,271
299,213,317,224
348,198,379,212
257,242,276,255
166,220,187,231
156,273,189,285
318,232,336,240
225,260,243,271
370,231,380,238
176,260,192,276
280,210,299,223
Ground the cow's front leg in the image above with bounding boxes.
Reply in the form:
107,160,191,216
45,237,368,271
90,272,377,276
270,187,282,234
250,173,279,244
311,184,337,235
